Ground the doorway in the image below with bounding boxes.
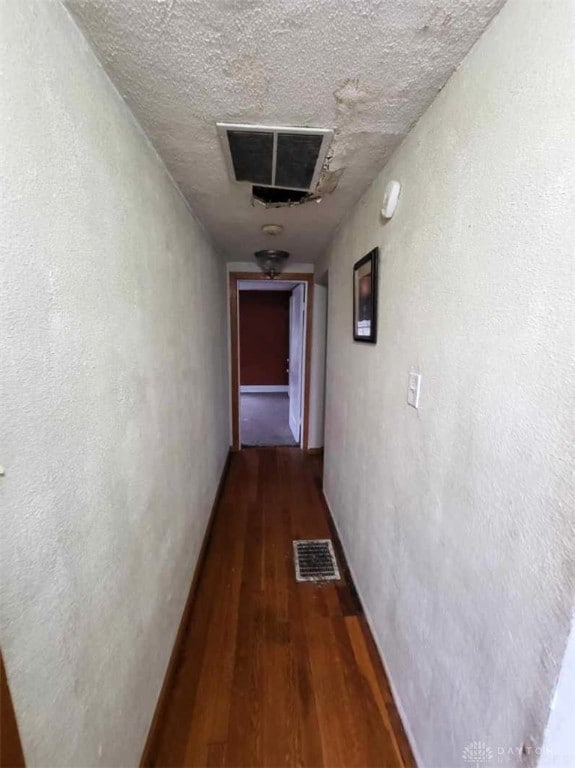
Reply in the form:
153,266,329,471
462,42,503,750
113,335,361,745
229,272,314,451
239,287,294,446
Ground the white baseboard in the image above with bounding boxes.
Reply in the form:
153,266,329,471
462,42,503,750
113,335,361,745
323,488,424,768
240,385,289,394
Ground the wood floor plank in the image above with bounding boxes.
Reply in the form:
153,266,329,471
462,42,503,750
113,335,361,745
223,485,265,768
206,742,226,768
344,616,417,768
260,451,297,767
149,448,413,768
182,495,249,765
149,455,249,766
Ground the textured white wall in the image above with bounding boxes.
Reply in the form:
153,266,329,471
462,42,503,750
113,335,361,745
0,2,229,766
322,0,575,766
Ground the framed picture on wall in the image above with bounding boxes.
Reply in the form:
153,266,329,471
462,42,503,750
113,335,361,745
353,248,378,343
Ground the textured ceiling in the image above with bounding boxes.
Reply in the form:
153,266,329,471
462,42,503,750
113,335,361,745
64,0,505,264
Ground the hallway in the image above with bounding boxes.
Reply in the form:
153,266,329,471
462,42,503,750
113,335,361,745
146,448,413,768
3,1,574,765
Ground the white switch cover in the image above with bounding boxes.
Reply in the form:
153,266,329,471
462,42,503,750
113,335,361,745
407,372,421,408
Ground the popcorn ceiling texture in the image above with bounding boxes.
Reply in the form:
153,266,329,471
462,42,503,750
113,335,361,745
0,1,229,765
320,0,575,765
63,0,505,264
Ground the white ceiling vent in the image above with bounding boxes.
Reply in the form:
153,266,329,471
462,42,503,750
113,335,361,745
216,123,333,192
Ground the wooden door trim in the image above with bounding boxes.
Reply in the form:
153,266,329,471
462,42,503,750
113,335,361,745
229,272,314,451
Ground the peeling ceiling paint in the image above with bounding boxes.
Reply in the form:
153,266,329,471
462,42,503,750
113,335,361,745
63,0,505,263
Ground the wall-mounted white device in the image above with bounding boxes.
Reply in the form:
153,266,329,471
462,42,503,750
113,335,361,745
407,371,421,409
381,180,401,219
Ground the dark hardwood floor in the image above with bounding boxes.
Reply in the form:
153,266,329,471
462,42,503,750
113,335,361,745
147,448,414,768
1,653,26,768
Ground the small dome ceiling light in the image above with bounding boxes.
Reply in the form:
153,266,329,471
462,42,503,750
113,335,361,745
254,249,290,279
261,223,284,235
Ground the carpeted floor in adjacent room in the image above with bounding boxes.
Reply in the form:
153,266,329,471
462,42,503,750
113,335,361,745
240,393,297,446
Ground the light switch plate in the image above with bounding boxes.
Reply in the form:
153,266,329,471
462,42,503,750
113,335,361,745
407,372,421,409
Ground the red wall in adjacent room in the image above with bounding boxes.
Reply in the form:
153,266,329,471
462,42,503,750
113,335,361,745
239,291,290,386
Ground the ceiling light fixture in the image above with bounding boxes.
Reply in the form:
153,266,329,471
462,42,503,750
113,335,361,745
254,249,290,279
261,223,284,236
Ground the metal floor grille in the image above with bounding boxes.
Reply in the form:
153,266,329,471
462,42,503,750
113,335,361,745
293,539,341,582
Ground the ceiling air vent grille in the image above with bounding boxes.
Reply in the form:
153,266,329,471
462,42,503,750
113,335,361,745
217,123,333,192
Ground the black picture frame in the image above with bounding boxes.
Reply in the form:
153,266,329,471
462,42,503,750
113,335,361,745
353,248,378,343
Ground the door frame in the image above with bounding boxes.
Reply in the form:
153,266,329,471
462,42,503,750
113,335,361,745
288,283,305,443
229,271,314,451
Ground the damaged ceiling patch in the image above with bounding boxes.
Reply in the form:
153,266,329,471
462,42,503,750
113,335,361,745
64,0,506,262
251,155,344,208
252,186,312,207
